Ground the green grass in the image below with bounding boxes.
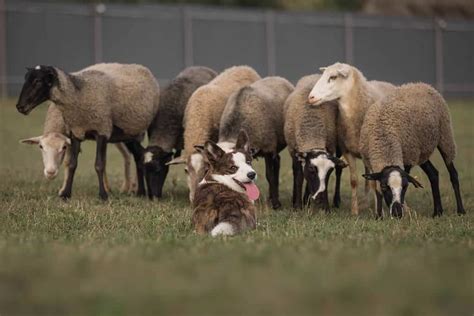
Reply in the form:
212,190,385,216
0,99,473,315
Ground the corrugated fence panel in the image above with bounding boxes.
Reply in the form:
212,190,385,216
275,12,345,82
353,15,436,85
191,8,267,75
6,2,94,95
102,4,184,82
4,1,474,97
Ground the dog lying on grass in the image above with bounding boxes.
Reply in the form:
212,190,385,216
192,131,259,237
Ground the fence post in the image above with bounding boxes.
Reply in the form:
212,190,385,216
93,3,105,64
0,0,7,98
434,18,445,95
265,10,276,76
183,7,194,67
344,13,354,65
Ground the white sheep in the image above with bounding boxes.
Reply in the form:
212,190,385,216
21,103,136,195
308,62,396,215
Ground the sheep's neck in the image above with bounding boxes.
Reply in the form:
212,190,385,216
337,74,375,156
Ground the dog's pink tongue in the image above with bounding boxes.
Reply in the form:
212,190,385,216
243,182,260,201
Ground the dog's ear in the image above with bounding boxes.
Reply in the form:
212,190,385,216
235,129,250,153
204,141,225,162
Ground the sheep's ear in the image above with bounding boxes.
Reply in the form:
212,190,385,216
20,136,42,145
337,69,349,78
362,172,382,181
296,152,307,162
407,175,423,189
330,156,348,168
235,129,250,153
166,156,186,165
204,141,225,161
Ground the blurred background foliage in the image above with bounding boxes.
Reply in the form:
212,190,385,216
42,0,474,18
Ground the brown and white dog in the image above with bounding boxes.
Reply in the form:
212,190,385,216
192,131,259,237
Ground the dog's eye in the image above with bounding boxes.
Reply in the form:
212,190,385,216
230,166,238,172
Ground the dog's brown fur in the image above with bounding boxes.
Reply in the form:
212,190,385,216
192,132,256,235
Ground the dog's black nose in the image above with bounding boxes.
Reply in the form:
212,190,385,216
247,171,256,180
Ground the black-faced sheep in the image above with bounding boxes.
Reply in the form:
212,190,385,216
218,76,294,209
284,74,346,211
308,62,396,215
21,103,136,195
167,65,261,202
16,63,160,200
144,66,217,199
360,83,465,218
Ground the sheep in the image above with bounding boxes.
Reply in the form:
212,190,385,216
308,62,396,215
284,74,347,211
360,83,465,218
167,65,261,202
144,66,217,199
20,103,136,195
218,76,294,209
16,63,160,200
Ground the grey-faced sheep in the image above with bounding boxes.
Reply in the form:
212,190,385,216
284,74,347,211
218,76,294,209
21,103,136,195
16,63,160,200
360,83,465,218
144,66,217,199
308,62,396,215
167,65,261,202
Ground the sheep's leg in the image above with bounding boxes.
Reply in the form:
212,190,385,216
59,137,81,199
125,140,146,197
264,154,281,209
443,161,465,215
59,147,71,195
420,160,444,217
95,135,108,201
115,143,133,193
333,163,343,208
369,180,383,219
344,153,359,215
303,182,310,206
291,156,304,209
103,168,110,193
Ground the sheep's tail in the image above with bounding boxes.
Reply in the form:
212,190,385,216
437,104,457,164
219,86,252,142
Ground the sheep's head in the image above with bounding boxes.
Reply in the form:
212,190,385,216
17,65,58,115
143,146,174,198
297,150,347,201
363,166,423,218
308,62,352,106
20,132,70,180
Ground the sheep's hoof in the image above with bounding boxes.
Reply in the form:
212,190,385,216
58,190,71,200
271,200,282,210
99,191,109,201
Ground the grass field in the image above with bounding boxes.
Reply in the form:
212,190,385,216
0,98,473,315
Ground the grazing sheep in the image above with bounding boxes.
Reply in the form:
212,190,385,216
144,66,217,199
308,62,396,215
16,63,160,200
360,83,465,218
218,76,294,209
20,103,135,195
284,74,346,211
168,65,261,202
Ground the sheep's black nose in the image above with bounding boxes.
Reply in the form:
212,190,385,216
247,172,256,180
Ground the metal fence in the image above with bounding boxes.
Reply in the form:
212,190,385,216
2,0,474,98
